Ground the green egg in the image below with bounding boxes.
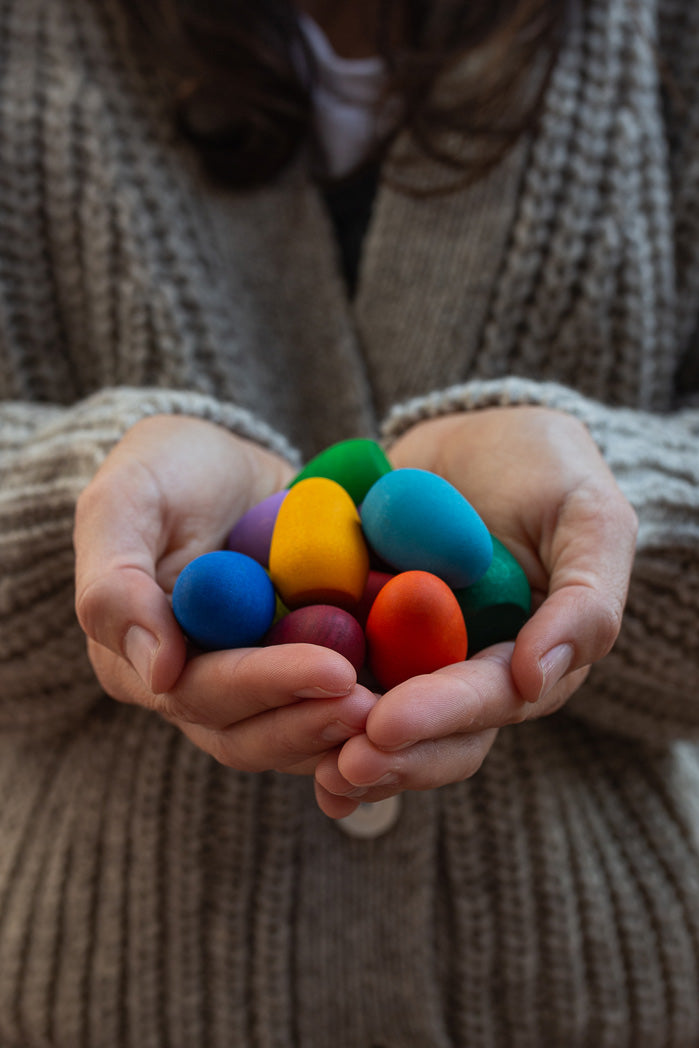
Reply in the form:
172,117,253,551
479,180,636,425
272,590,289,626
288,438,392,505
454,536,532,655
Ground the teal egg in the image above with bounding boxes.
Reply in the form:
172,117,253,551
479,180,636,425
454,536,532,653
360,468,493,589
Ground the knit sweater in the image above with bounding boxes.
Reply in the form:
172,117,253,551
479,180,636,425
2,0,699,1045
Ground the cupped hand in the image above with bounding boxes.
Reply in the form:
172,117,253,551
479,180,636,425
314,405,638,818
74,414,376,773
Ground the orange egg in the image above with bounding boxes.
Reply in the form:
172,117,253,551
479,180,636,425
268,477,369,609
366,570,468,690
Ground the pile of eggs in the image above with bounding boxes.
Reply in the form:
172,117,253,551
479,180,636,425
172,439,532,691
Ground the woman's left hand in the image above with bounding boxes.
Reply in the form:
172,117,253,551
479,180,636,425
314,405,638,818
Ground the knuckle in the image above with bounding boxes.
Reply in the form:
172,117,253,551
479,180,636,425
269,718,309,769
151,688,200,727
73,479,99,532
193,715,308,775
504,700,530,727
460,731,498,778
574,479,638,547
411,739,444,790
563,481,610,525
73,471,114,541
557,411,589,442
620,498,639,542
207,732,256,771
413,733,493,790
589,591,625,655
85,638,121,698
74,575,106,638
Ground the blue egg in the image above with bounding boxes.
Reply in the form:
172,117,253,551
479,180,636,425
172,550,276,650
360,468,493,588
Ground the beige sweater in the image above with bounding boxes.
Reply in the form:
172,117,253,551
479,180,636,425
2,0,699,1044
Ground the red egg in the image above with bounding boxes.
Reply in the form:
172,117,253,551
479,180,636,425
263,604,366,674
354,569,394,628
365,571,468,690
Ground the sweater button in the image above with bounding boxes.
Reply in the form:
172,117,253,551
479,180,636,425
337,796,401,838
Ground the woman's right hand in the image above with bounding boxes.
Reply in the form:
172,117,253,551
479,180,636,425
73,415,376,774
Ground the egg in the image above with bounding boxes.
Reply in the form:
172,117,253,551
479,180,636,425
454,535,532,653
172,550,276,650
361,468,493,589
226,490,287,567
268,477,369,610
264,604,366,673
289,438,392,505
365,570,468,690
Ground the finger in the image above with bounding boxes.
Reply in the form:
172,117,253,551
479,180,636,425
315,727,498,798
91,637,376,772
74,459,188,694
89,641,360,727
363,644,516,751
78,563,187,695
511,481,637,702
314,781,362,820
360,645,590,752
179,685,376,773
74,424,292,696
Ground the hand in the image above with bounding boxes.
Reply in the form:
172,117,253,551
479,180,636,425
314,406,638,817
74,415,376,773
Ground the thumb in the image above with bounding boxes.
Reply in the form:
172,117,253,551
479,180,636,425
76,562,187,695
74,467,187,695
510,482,637,703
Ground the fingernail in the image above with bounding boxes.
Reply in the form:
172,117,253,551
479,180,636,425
124,625,158,690
381,738,418,752
320,720,359,744
537,643,574,702
364,771,400,788
293,685,351,699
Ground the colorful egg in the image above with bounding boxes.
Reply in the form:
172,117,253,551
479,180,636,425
272,590,290,625
361,468,493,588
226,490,287,567
264,605,366,673
354,569,394,628
454,535,532,654
365,570,468,690
289,438,392,505
268,477,370,610
172,550,276,650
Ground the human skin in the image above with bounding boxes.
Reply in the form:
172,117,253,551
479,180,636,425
74,407,637,816
74,417,378,776
313,407,637,816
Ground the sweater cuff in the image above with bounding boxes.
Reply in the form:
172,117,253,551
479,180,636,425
65,385,303,471
380,376,616,447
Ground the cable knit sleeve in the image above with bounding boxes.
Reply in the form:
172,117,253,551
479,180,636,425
381,376,699,745
0,388,300,734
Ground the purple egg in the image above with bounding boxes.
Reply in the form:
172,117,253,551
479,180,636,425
264,604,366,674
226,490,287,567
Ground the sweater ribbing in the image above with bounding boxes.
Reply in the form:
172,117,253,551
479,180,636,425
1,0,699,1044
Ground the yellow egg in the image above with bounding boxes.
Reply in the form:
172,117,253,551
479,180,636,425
268,477,369,609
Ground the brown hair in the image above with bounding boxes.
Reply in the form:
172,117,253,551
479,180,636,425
122,0,575,192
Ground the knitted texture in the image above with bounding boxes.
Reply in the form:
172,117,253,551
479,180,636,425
1,0,699,1045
